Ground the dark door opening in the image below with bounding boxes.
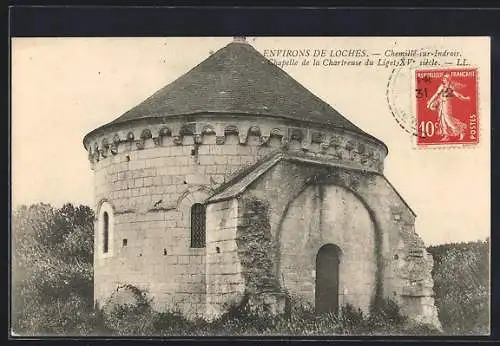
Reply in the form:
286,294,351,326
315,244,341,314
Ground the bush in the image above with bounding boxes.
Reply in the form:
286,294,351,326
13,293,97,336
428,239,489,335
336,304,365,333
11,203,94,336
91,294,443,336
102,286,157,336
207,294,276,336
153,311,199,336
103,303,157,336
367,297,407,330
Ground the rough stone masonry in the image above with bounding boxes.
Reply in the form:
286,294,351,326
83,37,442,329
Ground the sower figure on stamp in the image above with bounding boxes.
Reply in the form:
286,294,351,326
426,73,470,141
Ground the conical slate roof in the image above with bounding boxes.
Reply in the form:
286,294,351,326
103,39,369,136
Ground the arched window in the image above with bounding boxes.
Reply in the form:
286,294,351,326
103,212,109,253
190,203,206,248
98,201,114,257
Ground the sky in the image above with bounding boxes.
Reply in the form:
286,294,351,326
11,37,490,245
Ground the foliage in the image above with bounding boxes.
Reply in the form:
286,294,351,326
88,286,438,336
102,286,157,336
368,297,407,329
236,196,278,292
153,310,200,336
427,238,489,335
11,203,95,335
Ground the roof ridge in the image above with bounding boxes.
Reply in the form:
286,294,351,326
209,150,284,201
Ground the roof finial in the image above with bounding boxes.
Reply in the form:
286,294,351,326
233,36,248,44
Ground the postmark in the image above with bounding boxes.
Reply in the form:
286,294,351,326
415,68,478,146
386,64,419,137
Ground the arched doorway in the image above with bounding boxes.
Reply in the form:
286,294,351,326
279,184,377,314
315,244,341,314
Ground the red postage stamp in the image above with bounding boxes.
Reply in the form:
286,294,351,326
415,68,478,146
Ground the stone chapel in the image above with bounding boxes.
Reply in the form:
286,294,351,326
83,37,441,328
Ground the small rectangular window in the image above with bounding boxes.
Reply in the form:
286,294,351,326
122,239,128,247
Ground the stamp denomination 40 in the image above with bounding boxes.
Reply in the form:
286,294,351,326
415,68,478,146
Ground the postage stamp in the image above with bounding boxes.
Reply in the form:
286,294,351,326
415,68,479,146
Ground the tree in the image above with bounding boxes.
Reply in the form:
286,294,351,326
428,239,489,335
11,203,95,335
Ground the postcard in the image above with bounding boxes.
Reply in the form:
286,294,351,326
11,36,490,336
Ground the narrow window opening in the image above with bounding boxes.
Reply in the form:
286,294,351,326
190,203,206,248
163,248,167,256
122,239,128,247
103,212,109,253
125,155,130,161
393,254,399,260
216,247,220,254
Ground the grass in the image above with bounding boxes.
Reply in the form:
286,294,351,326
96,293,442,336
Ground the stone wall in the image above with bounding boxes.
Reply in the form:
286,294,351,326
89,115,387,318
205,199,245,319
92,131,267,317
279,184,377,314
205,194,286,319
239,158,440,328
85,115,387,178
330,171,441,328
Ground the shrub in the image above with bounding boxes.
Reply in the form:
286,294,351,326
428,239,489,335
104,303,157,336
11,203,94,336
102,286,157,336
153,311,200,336
369,297,407,327
12,293,97,336
336,304,365,333
207,293,275,336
